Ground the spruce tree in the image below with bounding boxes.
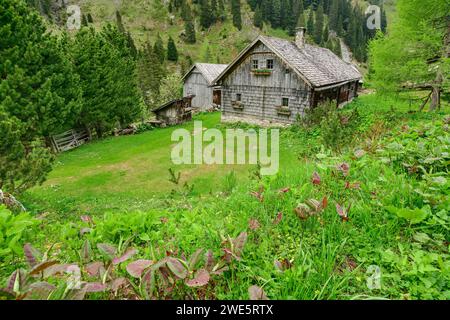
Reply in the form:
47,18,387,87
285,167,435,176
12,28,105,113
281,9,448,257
307,9,314,36
296,0,305,28
167,36,179,61
87,13,94,23
313,4,323,44
271,0,281,29
0,0,81,193
153,34,165,63
184,20,196,43
200,0,212,29
231,0,242,30
254,5,263,29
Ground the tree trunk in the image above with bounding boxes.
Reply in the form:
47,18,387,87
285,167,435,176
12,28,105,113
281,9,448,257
429,70,443,111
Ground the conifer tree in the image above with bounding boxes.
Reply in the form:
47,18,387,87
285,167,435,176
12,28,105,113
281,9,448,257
153,34,165,63
313,4,323,44
306,9,314,35
0,0,81,193
231,0,242,30
200,0,212,29
167,36,178,61
254,5,263,29
271,0,281,29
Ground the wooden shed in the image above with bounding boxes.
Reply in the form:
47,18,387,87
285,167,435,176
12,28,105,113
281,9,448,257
182,63,228,111
152,95,194,126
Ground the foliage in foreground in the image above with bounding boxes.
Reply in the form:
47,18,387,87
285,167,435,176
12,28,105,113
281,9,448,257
1,99,449,299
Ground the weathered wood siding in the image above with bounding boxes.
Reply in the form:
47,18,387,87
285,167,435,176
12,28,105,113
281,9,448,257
220,42,311,124
183,68,213,110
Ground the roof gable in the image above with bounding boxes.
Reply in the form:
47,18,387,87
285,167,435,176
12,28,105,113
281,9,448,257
182,63,228,85
213,35,362,88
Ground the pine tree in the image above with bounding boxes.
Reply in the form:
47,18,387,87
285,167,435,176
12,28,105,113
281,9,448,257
200,0,212,29
307,9,314,35
296,0,305,28
322,24,329,44
329,0,339,32
231,0,242,30
87,13,94,23
184,19,196,43
167,36,178,61
271,0,281,29
153,33,165,63
313,4,324,44
0,0,81,193
254,5,263,29
137,40,167,109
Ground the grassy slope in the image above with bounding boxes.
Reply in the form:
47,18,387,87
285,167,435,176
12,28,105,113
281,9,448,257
74,0,291,65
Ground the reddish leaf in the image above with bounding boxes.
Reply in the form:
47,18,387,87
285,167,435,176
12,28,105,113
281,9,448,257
80,215,93,224
274,258,293,272
312,172,321,185
273,212,283,225
85,261,104,277
110,278,129,292
80,227,92,236
0,288,15,300
336,162,350,176
250,191,264,202
80,239,92,263
24,243,42,267
112,248,138,265
84,282,107,293
294,203,312,220
185,269,210,287
160,217,168,223
321,196,328,210
278,187,290,194
248,218,260,231
233,232,247,257
126,259,153,278
336,203,350,222
166,258,188,279
97,243,117,260
188,249,204,270
43,264,74,278
29,261,59,276
25,282,56,300
204,250,215,271
249,285,268,300
354,149,366,158
345,181,361,190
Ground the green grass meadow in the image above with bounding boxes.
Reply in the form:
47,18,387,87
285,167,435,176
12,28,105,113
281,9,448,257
5,94,449,300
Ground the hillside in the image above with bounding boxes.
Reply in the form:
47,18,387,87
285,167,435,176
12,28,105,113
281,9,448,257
32,0,395,70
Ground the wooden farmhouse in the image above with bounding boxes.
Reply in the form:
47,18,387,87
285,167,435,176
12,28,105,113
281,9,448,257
152,95,194,126
182,63,228,111
212,28,362,125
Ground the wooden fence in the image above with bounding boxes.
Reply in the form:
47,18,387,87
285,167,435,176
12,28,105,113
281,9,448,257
51,129,91,153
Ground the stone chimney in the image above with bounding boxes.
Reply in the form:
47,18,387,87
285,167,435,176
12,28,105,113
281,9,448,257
295,27,306,48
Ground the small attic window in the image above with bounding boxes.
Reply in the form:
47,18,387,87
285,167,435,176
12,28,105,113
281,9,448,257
266,59,274,69
236,93,242,101
282,98,289,107
252,60,259,70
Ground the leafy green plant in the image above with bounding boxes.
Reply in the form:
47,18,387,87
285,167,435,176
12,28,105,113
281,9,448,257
0,206,38,264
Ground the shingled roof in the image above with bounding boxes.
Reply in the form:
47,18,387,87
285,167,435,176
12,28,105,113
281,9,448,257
182,63,229,85
213,35,361,89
